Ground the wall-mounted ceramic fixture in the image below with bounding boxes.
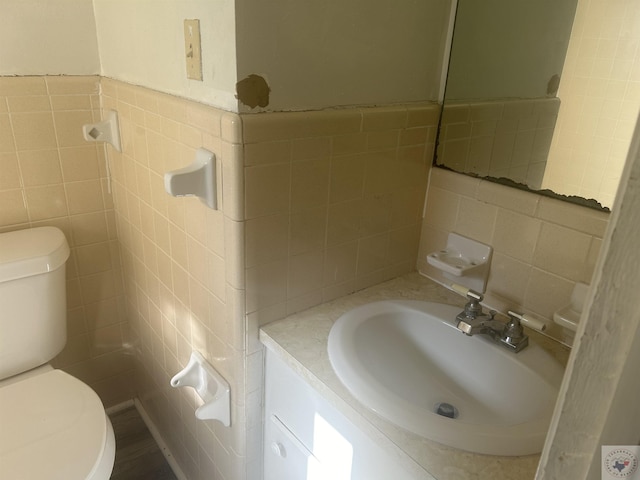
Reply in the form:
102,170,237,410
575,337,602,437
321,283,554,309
553,282,589,332
427,233,492,293
82,110,122,152
170,351,231,426
164,148,217,209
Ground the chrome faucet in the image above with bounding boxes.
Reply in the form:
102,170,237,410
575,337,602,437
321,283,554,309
455,290,529,353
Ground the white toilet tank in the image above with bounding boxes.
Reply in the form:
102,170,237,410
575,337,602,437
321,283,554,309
0,227,70,380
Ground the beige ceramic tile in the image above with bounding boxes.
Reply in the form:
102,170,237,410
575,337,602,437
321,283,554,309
80,270,118,304
0,77,47,96
430,167,480,196
524,268,575,320
356,233,390,276
291,136,331,161
329,153,365,203
476,180,540,215
533,223,592,280
287,251,324,299
492,209,542,263
289,206,327,256
75,242,114,276
486,253,531,306
244,140,291,166
24,184,68,220
536,196,609,237
59,146,101,182
454,196,498,244
424,186,460,231
245,260,288,313
323,241,358,286
69,212,109,245
0,190,28,225
50,95,93,111
388,225,421,264
66,180,105,214
45,76,99,95
245,213,289,268
54,110,94,147
244,163,290,219
0,153,22,189
11,112,57,150
361,106,407,131
291,157,330,211
326,199,363,245
7,96,51,113
0,114,15,152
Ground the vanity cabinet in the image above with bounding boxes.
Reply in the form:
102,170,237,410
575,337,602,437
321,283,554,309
263,349,418,480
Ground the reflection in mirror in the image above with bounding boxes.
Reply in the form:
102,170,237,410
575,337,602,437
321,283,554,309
435,0,640,210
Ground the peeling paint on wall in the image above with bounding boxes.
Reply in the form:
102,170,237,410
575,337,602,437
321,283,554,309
236,74,270,108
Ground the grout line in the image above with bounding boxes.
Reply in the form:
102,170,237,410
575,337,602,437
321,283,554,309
105,398,134,415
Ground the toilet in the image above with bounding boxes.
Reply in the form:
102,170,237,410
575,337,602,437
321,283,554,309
0,226,116,479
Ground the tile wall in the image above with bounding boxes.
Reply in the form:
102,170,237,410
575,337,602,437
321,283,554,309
437,98,560,189
0,75,132,406
102,76,440,480
100,78,249,480
241,104,440,332
418,168,610,344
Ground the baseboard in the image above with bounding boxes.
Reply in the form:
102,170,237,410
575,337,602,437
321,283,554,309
105,399,135,415
134,398,188,480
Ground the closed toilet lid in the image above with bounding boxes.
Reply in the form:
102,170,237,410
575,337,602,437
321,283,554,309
0,369,113,480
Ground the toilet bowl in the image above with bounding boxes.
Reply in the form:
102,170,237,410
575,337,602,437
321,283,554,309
0,227,116,479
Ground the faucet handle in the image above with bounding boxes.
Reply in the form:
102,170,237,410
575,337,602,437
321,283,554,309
450,283,483,302
507,311,547,332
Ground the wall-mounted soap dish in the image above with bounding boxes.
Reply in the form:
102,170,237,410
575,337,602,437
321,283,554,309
553,282,589,332
170,351,231,426
427,233,492,293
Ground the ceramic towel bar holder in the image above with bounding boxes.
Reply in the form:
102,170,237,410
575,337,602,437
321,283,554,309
164,148,217,209
82,110,122,152
170,351,231,426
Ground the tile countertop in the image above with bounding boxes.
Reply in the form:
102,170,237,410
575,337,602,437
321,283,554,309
259,272,570,480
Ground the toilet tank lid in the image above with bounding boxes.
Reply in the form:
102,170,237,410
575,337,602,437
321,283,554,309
0,227,70,283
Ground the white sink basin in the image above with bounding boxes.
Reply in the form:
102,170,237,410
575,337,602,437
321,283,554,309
327,300,564,456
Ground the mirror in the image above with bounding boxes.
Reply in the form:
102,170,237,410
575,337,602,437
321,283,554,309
435,0,640,210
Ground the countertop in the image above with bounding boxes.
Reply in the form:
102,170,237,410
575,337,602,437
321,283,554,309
259,272,570,480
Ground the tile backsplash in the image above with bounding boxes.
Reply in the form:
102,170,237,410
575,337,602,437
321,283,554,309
418,168,609,344
0,75,132,406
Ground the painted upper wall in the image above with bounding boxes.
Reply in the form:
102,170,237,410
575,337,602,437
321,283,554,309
2,0,451,112
92,0,239,112
0,0,100,75
235,0,451,112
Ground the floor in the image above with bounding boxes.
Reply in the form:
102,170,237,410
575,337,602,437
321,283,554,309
109,406,178,480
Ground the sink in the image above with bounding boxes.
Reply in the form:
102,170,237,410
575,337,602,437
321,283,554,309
327,300,564,456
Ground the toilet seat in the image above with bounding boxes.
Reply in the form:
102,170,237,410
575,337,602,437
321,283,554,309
0,369,115,480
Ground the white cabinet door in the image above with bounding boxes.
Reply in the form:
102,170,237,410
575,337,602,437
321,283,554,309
264,350,420,480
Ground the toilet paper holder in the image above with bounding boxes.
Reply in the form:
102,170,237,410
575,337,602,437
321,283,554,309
82,110,122,152
170,351,231,426
164,148,217,209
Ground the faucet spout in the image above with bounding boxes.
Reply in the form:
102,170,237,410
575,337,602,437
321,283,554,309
454,290,529,352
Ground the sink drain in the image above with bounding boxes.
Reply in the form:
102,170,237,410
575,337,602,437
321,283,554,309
434,402,459,419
